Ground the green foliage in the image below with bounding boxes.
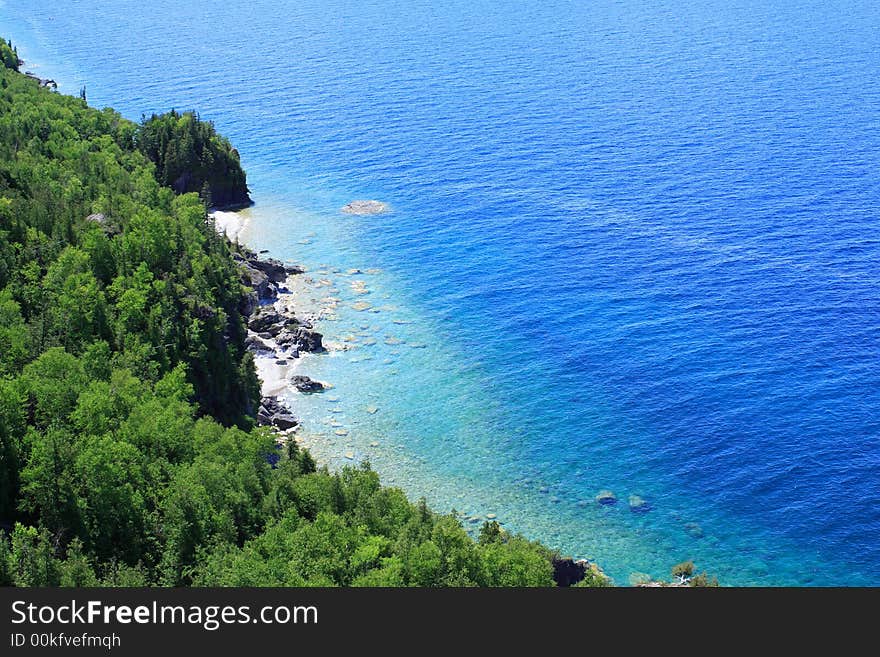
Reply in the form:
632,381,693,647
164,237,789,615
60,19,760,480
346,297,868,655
574,565,613,588
0,380,25,520
194,466,559,588
136,110,251,208
0,534,11,585
0,39,19,72
58,538,98,587
73,435,149,562
18,348,89,430
7,523,60,586
0,62,257,426
688,572,720,587
0,289,30,374
477,534,555,587
669,560,718,586
671,560,695,580
19,426,81,539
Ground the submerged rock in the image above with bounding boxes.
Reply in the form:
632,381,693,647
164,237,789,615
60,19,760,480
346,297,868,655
596,490,617,505
628,495,650,513
341,200,390,215
629,572,654,587
684,522,704,539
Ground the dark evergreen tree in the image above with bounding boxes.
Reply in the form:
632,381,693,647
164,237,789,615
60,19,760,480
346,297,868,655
136,110,251,208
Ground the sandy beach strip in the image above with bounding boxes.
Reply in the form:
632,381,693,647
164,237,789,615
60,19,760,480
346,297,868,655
211,209,249,242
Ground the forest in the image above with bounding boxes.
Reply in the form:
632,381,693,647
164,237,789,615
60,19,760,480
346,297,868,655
0,42,618,587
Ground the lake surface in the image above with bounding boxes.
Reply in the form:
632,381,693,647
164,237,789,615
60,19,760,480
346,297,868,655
3,0,878,585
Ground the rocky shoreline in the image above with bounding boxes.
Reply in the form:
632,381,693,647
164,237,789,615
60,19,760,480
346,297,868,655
216,210,606,587
24,71,57,89
230,241,327,432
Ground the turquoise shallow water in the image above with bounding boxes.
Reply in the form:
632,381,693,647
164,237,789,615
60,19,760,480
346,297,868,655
3,0,879,585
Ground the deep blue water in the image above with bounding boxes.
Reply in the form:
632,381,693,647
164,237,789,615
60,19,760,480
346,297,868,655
3,0,879,585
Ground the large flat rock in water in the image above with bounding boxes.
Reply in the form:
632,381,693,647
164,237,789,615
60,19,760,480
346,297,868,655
341,200,389,215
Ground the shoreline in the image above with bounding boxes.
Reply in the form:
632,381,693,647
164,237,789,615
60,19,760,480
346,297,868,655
209,209,330,433
210,205,608,586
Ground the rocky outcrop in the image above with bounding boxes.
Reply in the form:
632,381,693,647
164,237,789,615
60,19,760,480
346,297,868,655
276,326,323,353
290,375,324,393
552,557,589,587
248,310,287,333
248,257,291,283
229,240,327,425
85,212,120,236
244,334,274,353
264,323,287,338
234,250,302,303
248,312,311,346
238,290,259,317
239,262,275,300
25,72,57,89
257,396,298,430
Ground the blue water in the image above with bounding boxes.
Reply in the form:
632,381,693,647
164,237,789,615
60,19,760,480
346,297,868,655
3,0,879,586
